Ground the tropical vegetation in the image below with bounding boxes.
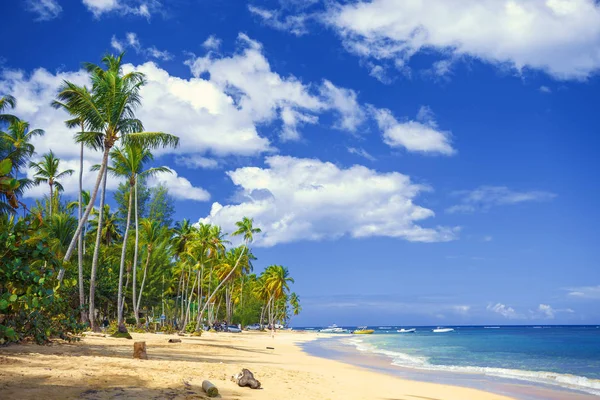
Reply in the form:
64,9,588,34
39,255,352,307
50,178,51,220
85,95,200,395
0,54,300,345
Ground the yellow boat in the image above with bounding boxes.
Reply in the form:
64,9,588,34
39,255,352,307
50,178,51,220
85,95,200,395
352,326,374,334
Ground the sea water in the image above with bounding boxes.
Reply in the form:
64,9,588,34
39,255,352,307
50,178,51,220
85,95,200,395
301,325,600,397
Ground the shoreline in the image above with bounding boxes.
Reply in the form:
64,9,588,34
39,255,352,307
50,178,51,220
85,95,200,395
303,334,599,400
0,330,515,399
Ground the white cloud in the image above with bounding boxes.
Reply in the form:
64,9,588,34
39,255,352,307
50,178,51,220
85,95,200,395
535,304,574,319
186,34,367,140
324,0,600,80
447,186,556,213
175,156,219,170
539,85,552,93
202,35,222,50
371,105,455,155
25,0,62,21
487,303,524,319
111,33,172,61
147,168,210,201
248,5,310,36
564,285,600,299
452,305,471,315
199,155,458,247
347,147,376,161
83,0,161,19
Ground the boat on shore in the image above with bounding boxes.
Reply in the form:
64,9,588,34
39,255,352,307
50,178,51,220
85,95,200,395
432,327,454,333
320,324,349,333
397,328,416,333
352,326,374,334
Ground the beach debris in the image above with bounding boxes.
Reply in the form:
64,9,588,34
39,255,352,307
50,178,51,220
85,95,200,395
266,346,274,350
202,380,219,397
232,368,261,389
168,338,182,343
133,341,148,359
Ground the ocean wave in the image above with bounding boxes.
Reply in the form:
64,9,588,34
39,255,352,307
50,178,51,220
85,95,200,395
347,339,600,396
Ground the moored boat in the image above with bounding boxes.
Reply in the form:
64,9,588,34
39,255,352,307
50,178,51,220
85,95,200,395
432,327,454,333
352,326,374,334
320,324,349,333
397,328,416,333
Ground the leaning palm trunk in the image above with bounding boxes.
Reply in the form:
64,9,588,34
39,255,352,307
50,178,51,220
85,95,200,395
135,247,152,325
195,264,205,331
198,245,247,318
77,139,86,323
88,166,108,331
61,147,110,273
132,176,140,325
117,184,133,327
183,270,198,330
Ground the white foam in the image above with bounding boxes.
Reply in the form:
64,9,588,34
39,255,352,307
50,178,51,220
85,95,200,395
347,339,600,396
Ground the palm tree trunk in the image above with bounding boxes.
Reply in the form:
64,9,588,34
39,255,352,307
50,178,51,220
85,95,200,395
198,244,247,318
194,264,205,330
184,270,198,329
132,175,140,325
88,166,108,331
77,140,86,323
135,248,151,325
49,183,53,217
117,184,133,327
61,146,110,267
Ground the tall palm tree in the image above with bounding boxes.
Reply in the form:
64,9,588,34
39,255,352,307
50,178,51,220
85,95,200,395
102,144,171,328
198,217,261,319
54,53,179,270
289,292,301,316
262,265,294,329
29,151,74,216
88,204,121,246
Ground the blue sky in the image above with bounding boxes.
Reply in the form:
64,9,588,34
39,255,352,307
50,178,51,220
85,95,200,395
1,0,599,326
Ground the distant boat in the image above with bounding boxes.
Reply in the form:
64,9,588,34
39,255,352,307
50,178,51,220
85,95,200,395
379,326,392,329
320,324,349,333
352,326,374,334
432,327,454,333
397,328,416,333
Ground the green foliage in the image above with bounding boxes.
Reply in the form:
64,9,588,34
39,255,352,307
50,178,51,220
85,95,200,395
148,184,175,228
114,179,150,225
0,215,84,344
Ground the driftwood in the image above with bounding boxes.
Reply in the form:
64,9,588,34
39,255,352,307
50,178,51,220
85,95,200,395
266,347,274,350
202,380,219,397
168,338,182,343
232,369,261,389
133,341,148,359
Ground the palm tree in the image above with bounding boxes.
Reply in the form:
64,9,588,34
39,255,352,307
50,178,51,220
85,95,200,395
289,292,301,316
262,265,294,329
102,144,171,329
198,217,261,320
134,219,168,325
54,53,179,270
88,204,121,246
28,151,74,216
1,119,45,178
0,94,17,124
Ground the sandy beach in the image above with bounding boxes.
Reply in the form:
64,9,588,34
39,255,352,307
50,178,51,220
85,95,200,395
0,331,515,400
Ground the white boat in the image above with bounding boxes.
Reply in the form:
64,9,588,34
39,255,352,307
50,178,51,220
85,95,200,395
432,327,454,333
320,324,349,333
397,328,416,333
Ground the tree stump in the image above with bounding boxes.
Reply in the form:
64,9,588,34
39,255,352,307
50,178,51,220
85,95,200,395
133,341,148,359
168,339,182,343
202,380,219,397
234,369,261,389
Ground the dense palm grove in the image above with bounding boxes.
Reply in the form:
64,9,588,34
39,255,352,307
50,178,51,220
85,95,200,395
0,54,300,344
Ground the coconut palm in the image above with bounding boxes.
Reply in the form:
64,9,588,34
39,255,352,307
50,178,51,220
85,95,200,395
101,143,171,328
1,119,45,178
54,53,179,268
198,217,261,320
28,151,74,216
88,204,121,246
289,292,301,316
0,94,17,124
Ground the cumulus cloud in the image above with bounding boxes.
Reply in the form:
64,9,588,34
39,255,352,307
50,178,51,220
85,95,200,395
175,156,219,170
83,0,161,18
564,285,600,299
248,5,311,36
323,0,600,80
534,304,574,319
146,168,210,201
111,32,172,61
186,33,367,141
25,0,62,21
198,155,458,247
539,85,552,93
447,186,556,214
371,105,455,155
487,303,524,319
202,35,222,50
